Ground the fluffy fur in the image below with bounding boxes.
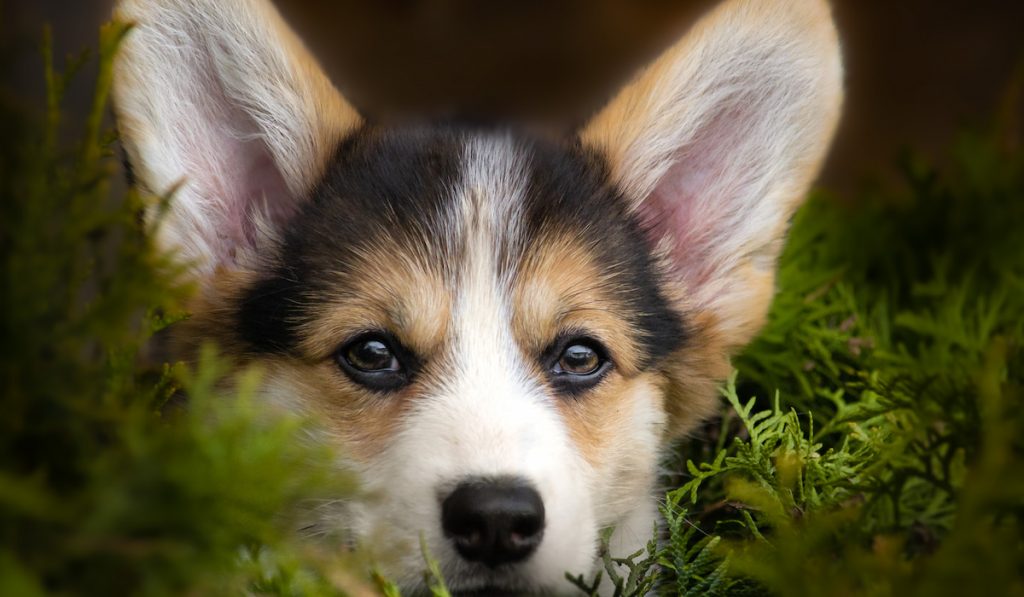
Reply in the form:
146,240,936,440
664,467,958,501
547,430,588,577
113,0,842,593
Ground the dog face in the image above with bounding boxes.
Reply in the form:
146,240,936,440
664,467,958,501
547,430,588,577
113,0,841,592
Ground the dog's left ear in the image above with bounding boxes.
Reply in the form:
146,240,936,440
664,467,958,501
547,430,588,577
582,0,842,351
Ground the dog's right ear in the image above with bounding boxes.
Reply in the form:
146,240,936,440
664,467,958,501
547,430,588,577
581,0,842,354
113,0,360,277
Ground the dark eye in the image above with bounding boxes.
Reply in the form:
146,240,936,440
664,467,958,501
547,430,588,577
346,338,399,372
335,333,412,391
548,337,611,394
559,344,601,375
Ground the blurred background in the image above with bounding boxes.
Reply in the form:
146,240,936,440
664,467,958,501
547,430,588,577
2,0,1022,195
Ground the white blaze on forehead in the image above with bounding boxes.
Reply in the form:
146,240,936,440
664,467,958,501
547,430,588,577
440,134,568,480
429,134,561,480
450,134,531,420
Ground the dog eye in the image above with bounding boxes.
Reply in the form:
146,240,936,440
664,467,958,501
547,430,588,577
346,338,399,372
548,337,610,394
335,333,411,391
558,344,601,375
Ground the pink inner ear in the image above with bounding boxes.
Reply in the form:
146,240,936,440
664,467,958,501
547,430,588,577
638,160,710,287
183,71,299,268
635,145,738,292
633,100,768,293
236,143,295,259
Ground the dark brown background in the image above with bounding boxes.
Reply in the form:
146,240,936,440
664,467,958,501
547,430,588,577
3,0,1023,195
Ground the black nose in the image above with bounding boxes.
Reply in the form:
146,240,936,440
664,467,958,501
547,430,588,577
441,478,545,568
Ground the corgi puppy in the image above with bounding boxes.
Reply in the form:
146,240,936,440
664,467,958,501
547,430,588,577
112,0,842,593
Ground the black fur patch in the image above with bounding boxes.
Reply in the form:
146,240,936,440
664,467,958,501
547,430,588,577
236,124,686,369
236,272,303,353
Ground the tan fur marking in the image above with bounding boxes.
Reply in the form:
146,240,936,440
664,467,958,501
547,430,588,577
296,252,452,361
264,359,411,463
661,313,733,437
555,373,665,469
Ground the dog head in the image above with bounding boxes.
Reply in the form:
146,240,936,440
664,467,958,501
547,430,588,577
113,0,841,592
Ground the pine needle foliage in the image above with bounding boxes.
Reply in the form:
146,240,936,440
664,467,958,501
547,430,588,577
2,24,1022,597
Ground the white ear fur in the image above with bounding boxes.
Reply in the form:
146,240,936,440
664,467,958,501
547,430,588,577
113,0,361,275
582,0,842,349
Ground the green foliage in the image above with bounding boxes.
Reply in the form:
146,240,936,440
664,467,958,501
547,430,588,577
658,501,746,597
418,534,453,597
0,25,368,597
566,527,662,597
3,23,1022,597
